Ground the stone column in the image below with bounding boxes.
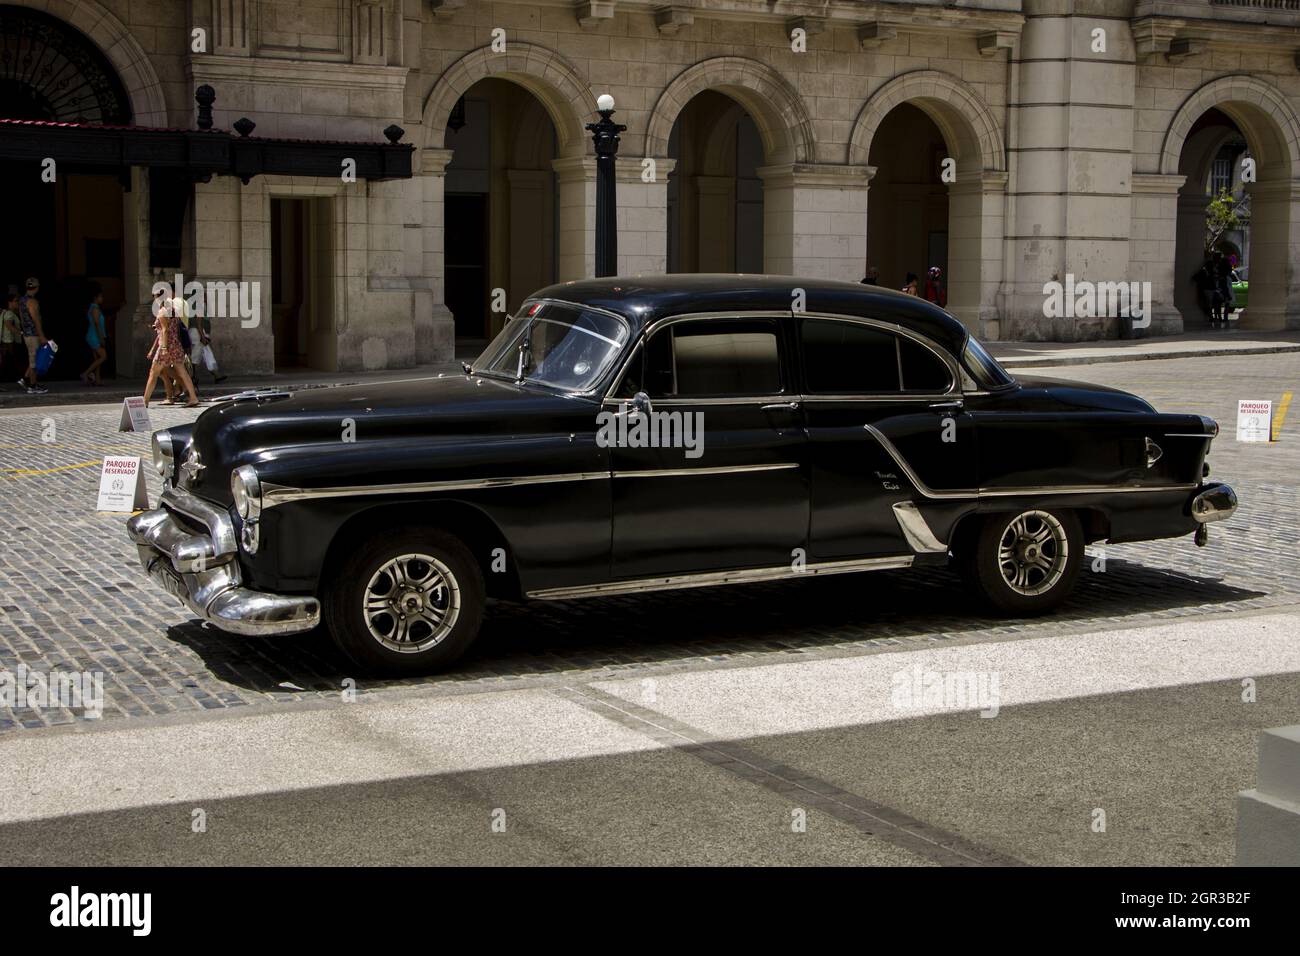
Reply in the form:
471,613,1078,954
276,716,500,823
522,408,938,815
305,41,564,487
757,163,873,280
1240,178,1300,330
617,157,674,275
948,170,1009,337
116,167,154,379
1004,2,1138,340
552,156,597,281
419,147,455,364
1130,173,1186,335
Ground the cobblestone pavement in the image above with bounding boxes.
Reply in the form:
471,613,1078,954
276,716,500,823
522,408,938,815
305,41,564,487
0,352,1295,732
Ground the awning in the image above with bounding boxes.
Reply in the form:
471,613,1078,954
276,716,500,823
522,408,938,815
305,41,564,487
0,117,414,182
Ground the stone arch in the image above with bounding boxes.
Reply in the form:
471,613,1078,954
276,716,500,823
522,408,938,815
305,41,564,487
849,70,1005,172
2,0,168,125
422,43,597,158
1160,74,1300,182
644,56,816,165
1161,75,1300,331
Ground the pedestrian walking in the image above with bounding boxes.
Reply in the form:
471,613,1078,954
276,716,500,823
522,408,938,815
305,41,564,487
923,266,947,307
16,277,48,394
1,291,23,385
190,310,227,385
901,272,920,296
143,295,198,408
1192,257,1218,328
81,288,109,386
860,263,879,286
1214,253,1234,327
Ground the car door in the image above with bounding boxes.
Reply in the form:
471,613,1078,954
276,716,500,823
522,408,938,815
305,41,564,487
798,315,976,560
607,314,809,579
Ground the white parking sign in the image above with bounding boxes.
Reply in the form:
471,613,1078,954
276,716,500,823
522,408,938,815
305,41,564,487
97,456,149,512
1236,400,1273,443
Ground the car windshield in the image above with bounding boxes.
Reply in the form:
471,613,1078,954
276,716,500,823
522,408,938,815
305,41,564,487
473,300,631,392
962,335,1016,390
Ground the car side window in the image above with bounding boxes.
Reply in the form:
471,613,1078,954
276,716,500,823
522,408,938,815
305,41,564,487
802,318,952,394
898,336,952,392
635,319,783,399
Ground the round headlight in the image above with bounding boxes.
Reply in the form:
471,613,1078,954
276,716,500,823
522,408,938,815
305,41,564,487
231,464,262,521
151,430,175,478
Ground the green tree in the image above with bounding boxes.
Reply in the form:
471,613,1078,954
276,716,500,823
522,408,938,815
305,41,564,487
1205,187,1248,254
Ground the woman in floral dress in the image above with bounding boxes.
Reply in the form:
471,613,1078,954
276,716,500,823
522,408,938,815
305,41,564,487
143,294,198,407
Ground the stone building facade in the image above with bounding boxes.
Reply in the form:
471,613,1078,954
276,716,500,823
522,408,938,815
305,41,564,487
2,0,1299,377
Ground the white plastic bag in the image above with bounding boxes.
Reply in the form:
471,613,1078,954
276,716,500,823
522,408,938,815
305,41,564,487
193,342,218,372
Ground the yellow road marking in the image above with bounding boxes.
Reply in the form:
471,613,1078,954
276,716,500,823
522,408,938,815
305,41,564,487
1274,391,1293,441
2,460,100,477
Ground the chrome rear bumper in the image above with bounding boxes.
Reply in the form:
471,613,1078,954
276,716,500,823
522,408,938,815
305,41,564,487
1189,481,1237,524
126,490,319,636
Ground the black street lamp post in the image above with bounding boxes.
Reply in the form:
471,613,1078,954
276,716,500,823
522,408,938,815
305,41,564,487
586,94,626,278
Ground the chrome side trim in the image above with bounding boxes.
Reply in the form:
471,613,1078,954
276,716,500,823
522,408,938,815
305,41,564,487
260,463,805,506
862,423,1198,500
527,554,914,600
261,471,610,508
1163,433,1213,439
613,463,799,479
862,424,978,500
977,484,1197,497
892,501,948,554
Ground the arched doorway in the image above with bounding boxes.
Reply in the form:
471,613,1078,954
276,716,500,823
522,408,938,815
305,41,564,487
0,4,133,378
851,72,1007,334
1163,76,1300,331
1173,110,1249,329
443,78,560,346
666,90,764,274
867,103,949,295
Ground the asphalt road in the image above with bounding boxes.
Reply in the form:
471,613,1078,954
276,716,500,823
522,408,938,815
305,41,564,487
1,605,1296,865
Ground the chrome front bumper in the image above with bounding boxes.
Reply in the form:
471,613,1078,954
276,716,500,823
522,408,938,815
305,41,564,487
126,489,319,636
1189,481,1238,524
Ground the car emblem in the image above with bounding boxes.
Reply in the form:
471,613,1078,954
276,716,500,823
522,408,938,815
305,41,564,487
179,448,205,486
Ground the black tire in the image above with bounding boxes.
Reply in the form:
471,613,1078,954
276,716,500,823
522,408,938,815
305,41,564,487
323,527,485,674
961,508,1083,616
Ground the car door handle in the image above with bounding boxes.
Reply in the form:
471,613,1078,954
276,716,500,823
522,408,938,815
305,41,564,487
761,401,801,412
928,400,963,412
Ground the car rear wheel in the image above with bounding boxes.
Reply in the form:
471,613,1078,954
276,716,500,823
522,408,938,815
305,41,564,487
323,527,484,674
962,508,1082,615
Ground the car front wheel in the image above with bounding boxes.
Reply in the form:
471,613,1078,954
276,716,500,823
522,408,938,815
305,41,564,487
963,508,1082,615
323,527,485,674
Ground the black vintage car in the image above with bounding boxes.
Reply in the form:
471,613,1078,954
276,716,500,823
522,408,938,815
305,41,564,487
127,275,1237,672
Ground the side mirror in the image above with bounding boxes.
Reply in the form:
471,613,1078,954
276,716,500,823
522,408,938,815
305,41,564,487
631,391,653,416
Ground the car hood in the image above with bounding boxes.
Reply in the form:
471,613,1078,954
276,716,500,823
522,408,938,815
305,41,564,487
175,374,598,505
1009,374,1156,413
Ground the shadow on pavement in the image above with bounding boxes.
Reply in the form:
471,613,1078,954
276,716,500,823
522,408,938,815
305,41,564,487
166,560,1265,695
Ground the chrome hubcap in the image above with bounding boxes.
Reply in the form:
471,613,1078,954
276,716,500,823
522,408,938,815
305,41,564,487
363,553,459,653
997,511,1067,596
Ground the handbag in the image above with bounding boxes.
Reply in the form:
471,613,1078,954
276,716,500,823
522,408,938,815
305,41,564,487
176,320,192,352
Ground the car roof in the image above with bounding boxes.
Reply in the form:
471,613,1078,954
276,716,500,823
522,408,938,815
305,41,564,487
529,273,971,354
